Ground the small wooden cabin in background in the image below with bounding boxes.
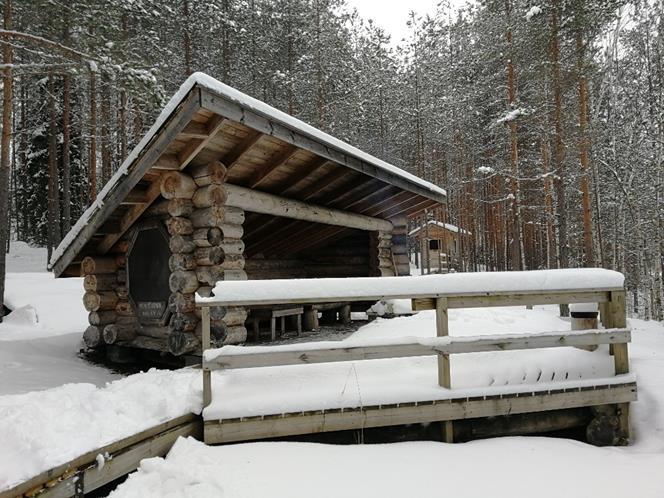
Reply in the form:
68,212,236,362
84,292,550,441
409,220,470,274
48,72,446,360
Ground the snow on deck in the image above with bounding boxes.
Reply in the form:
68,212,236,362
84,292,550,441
199,269,625,305
203,306,624,420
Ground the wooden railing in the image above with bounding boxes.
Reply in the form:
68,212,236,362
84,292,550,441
198,273,630,441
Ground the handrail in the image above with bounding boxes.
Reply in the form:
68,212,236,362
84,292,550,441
197,273,630,442
203,328,631,370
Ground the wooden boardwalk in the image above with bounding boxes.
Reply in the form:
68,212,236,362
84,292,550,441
199,270,635,445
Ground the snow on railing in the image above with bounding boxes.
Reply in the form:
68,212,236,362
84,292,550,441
197,269,631,444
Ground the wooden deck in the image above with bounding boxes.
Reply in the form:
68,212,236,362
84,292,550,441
199,271,635,445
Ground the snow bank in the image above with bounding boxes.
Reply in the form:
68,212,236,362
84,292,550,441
0,369,200,492
0,272,87,341
199,269,625,305
109,436,664,498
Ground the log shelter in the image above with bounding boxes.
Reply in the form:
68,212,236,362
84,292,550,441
49,72,447,358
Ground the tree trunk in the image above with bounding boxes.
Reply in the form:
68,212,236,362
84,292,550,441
0,0,12,321
550,1,568,269
47,74,61,259
89,69,97,201
62,74,71,233
577,30,594,267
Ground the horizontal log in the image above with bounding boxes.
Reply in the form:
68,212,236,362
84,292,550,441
218,239,245,256
205,328,632,370
83,325,103,349
168,330,200,356
144,199,170,217
169,270,199,293
117,269,127,284
166,216,194,236
169,253,196,272
192,227,223,247
219,254,245,270
196,266,247,285
161,171,197,199
83,291,119,312
116,301,135,316
88,310,118,326
83,273,118,292
169,234,197,254
169,292,196,314
116,286,129,301
196,285,213,298
124,335,169,352
192,184,227,208
190,207,225,228
136,325,170,339
190,160,227,186
224,183,393,232
194,246,224,266
81,256,120,275
167,199,194,217
103,323,138,344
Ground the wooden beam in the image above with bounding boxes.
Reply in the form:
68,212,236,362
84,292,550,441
121,188,149,205
224,183,393,232
224,130,263,170
96,176,163,254
179,121,209,139
248,144,299,188
200,88,447,204
274,156,330,194
204,382,637,444
204,328,631,370
176,115,227,170
50,88,202,276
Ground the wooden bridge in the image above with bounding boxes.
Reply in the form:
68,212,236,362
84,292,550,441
199,269,636,445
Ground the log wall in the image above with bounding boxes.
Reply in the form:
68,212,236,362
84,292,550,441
81,162,405,356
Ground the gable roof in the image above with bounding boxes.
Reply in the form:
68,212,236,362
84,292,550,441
49,72,447,277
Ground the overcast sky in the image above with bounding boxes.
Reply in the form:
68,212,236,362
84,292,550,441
345,0,471,46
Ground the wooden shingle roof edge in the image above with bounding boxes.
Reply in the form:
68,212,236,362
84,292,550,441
48,72,447,277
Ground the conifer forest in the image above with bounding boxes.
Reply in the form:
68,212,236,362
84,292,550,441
0,0,662,320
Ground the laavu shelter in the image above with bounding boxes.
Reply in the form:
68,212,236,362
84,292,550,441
48,72,447,362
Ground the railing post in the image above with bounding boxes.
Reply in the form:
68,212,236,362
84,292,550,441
436,296,453,443
202,305,212,409
608,290,630,442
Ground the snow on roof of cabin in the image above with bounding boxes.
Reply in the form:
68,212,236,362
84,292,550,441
408,220,471,236
197,268,625,306
49,72,446,272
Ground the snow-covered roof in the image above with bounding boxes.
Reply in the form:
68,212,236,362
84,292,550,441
49,72,447,275
408,220,471,236
198,269,625,306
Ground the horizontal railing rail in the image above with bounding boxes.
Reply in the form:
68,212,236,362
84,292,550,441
197,270,631,442
203,328,631,371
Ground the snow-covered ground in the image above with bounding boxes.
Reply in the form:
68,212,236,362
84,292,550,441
1,242,664,496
